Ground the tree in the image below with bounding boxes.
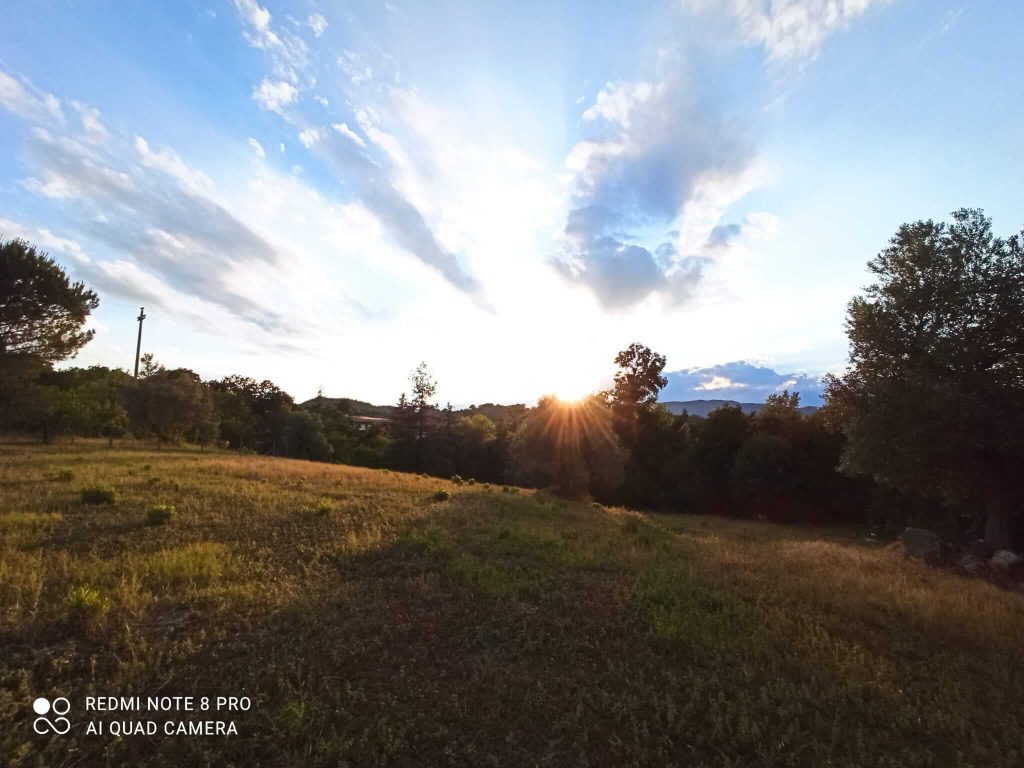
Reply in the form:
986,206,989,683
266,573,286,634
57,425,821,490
454,413,498,480
279,411,332,461
610,343,668,449
511,395,626,499
208,375,294,453
131,368,214,447
392,363,438,472
0,239,99,362
825,209,1024,549
691,405,750,513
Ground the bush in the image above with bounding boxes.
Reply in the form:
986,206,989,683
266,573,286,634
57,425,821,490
432,489,451,502
451,475,464,485
80,485,116,505
145,504,175,526
66,585,109,623
303,498,334,516
52,469,74,482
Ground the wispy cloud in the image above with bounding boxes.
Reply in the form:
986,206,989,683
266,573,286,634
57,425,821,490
0,66,326,337
247,137,266,158
228,2,490,306
683,0,892,71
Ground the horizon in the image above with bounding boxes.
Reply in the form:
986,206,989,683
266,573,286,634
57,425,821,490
2,1,1022,405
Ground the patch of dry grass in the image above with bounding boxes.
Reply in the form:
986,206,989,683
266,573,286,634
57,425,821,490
1,440,1022,767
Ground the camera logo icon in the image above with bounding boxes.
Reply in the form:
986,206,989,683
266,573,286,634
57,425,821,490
32,697,71,735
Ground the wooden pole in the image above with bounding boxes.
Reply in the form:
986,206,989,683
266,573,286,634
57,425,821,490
134,307,146,378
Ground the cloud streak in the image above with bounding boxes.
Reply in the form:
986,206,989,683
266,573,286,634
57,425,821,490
0,67,315,336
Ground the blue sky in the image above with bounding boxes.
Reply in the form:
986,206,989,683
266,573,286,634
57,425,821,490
1,1,1021,406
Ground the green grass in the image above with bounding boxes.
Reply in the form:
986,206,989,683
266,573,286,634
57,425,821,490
1,441,1023,767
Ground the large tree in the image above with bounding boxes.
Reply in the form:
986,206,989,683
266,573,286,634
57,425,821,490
610,343,668,449
510,395,625,499
0,239,98,362
825,209,1024,549
131,368,215,447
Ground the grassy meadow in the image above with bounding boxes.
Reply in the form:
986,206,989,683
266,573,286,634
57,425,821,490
2,441,1023,767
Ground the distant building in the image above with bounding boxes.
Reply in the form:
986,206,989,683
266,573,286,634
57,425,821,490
348,415,391,432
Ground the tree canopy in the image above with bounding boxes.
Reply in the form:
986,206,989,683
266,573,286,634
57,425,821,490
0,239,99,362
825,208,1024,549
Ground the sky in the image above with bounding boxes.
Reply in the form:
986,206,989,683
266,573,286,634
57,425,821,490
1,1,1022,407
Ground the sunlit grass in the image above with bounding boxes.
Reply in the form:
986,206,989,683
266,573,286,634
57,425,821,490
1,440,1022,766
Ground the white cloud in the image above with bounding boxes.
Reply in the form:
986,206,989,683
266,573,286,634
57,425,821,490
298,127,321,149
0,217,91,264
22,171,78,199
338,51,373,86
232,0,308,83
307,13,328,37
72,102,109,142
0,70,64,123
557,69,755,308
684,0,892,68
248,137,266,158
134,135,215,195
696,375,746,391
252,79,297,113
332,122,367,149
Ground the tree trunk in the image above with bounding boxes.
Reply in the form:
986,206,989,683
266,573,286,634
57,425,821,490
984,488,1015,551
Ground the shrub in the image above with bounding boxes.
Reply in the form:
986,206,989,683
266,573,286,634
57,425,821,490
66,586,109,623
451,475,464,485
467,478,477,485
146,542,226,589
303,498,333,516
432,489,451,502
145,505,175,526
52,469,74,482
80,486,116,505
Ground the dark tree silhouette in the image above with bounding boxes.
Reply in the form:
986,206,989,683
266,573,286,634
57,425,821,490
825,209,1024,550
610,343,668,449
0,239,98,362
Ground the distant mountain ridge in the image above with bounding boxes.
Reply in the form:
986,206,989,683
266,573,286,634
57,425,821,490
660,399,819,417
302,396,817,421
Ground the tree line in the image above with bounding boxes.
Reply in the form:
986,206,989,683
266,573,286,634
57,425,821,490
1,208,1021,550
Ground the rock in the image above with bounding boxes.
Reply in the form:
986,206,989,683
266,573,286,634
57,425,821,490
958,552,985,575
990,550,1022,569
899,528,943,560
968,539,995,560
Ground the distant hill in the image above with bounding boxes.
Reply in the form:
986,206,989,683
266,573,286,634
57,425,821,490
660,399,819,417
301,397,397,419
299,397,528,426
302,396,817,421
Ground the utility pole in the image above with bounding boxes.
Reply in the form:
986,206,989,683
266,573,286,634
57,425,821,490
133,307,146,378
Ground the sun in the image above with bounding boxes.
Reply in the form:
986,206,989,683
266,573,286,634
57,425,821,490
549,376,598,404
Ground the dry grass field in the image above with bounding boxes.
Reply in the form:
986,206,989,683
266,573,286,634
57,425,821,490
2,441,1023,766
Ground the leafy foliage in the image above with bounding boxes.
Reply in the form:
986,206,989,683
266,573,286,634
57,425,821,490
825,209,1024,548
0,238,98,362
